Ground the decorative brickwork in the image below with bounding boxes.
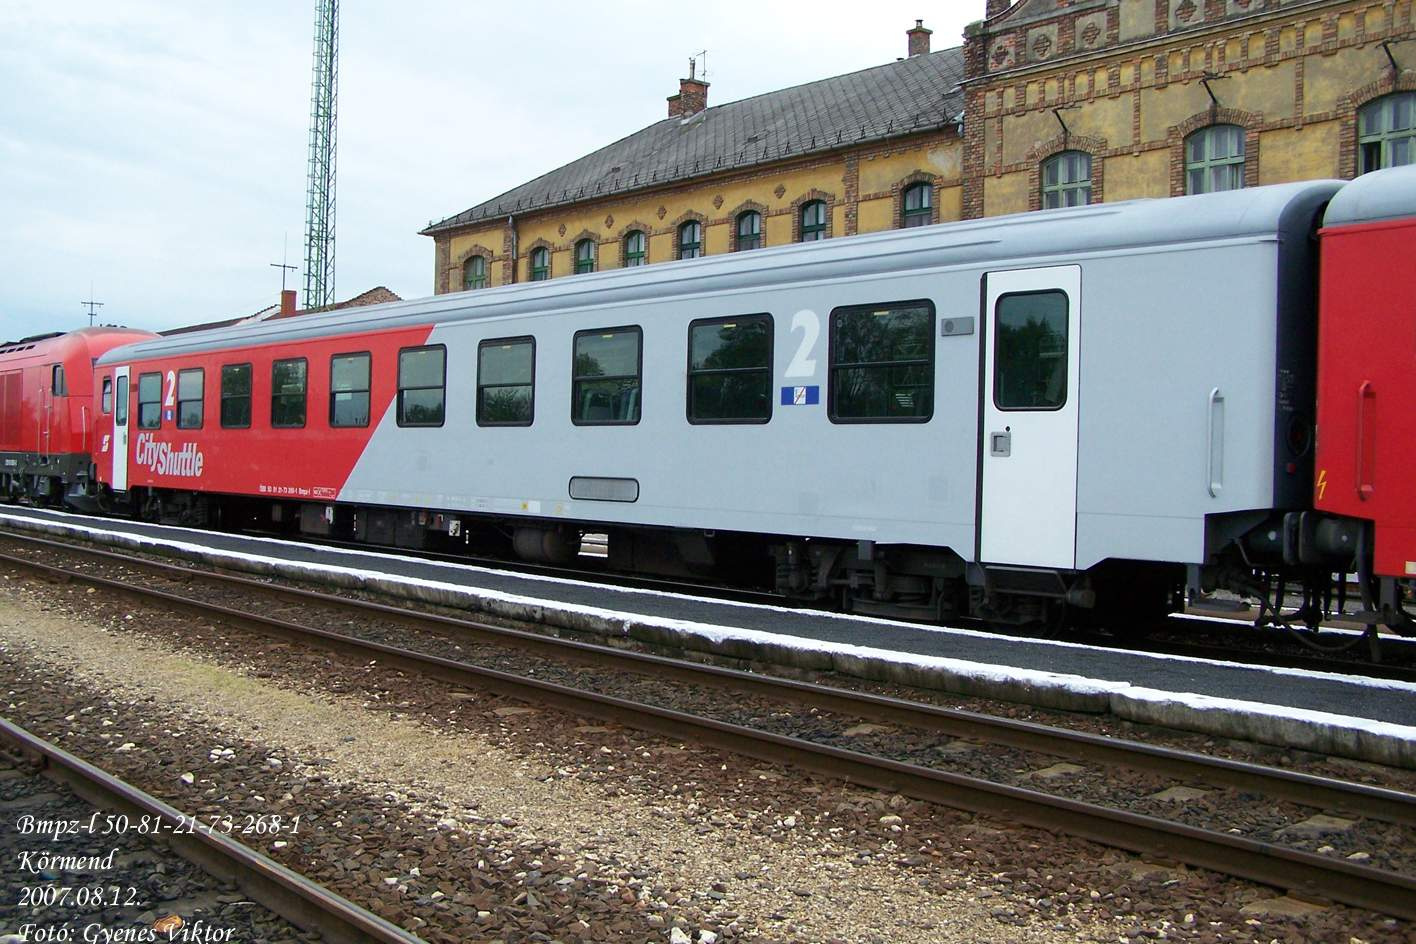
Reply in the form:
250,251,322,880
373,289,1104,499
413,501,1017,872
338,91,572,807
434,237,451,295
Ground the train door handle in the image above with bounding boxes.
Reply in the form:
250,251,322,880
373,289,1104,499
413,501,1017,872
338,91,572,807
1207,388,1224,498
990,430,1011,457
1357,381,1376,500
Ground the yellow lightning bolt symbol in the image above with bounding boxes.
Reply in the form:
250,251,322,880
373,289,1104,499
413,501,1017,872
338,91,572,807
1316,468,1328,501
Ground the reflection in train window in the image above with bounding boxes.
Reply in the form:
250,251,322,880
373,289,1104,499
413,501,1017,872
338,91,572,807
829,301,934,423
572,326,641,425
137,372,161,429
398,346,446,427
330,352,371,428
478,337,535,426
687,314,772,424
994,291,1068,411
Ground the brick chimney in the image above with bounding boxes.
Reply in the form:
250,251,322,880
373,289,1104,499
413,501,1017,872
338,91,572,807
667,57,709,118
279,289,298,317
907,19,932,57
986,0,1013,17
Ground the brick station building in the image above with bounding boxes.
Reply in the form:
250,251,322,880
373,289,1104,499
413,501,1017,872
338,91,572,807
423,0,1415,293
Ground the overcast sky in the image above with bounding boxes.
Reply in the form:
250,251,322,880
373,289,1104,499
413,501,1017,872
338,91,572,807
0,1,976,338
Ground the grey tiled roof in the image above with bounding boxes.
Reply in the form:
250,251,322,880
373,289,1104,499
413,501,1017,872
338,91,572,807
422,46,966,235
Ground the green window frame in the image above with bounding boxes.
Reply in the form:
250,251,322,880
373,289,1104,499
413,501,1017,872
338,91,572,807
220,363,251,429
735,211,762,251
687,314,773,424
902,182,932,228
477,336,535,427
572,326,641,425
829,301,934,423
1041,151,1092,209
137,372,161,429
994,291,1069,412
271,358,307,428
462,255,487,290
330,352,371,428
529,247,550,281
623,230,647,267
176,368,204,429
398,345,446,427
1358,92,1416,174
574,239,596,274
1185,125,1245,194
678,220,703,259
800,200,827,241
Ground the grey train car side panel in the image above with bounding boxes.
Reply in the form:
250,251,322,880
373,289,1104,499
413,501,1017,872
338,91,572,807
99,179,1347,574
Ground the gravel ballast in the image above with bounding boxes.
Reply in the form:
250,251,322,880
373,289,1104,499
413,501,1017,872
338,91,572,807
1,578,1410,943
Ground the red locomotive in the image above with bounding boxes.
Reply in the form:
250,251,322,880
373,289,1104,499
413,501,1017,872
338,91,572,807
0,327,156,505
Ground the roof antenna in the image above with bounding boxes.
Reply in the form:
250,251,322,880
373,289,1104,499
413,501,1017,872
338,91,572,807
689,49,708,81
81,282,104,328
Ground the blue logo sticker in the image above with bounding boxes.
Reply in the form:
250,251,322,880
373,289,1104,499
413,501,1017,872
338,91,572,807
780,385,819,406
163,409,174,422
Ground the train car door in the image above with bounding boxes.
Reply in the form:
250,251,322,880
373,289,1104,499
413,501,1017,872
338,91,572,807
112,367,130,491
979,265,1081,568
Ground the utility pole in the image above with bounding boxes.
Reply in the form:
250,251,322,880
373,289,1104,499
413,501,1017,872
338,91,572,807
81,284,104,327
271,233,298,292
303,0,339,310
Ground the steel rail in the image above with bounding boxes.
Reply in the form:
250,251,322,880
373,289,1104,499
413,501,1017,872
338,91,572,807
0,716,425,944
6,546,1416,920
3,529,1414,828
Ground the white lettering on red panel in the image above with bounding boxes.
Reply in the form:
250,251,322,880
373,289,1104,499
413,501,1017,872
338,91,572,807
133,433,205,478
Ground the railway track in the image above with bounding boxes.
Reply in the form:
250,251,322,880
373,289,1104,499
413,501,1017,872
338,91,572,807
3,530,1416,921
0,716,423,944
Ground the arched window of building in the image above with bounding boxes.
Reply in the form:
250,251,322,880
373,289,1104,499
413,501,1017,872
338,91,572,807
1185,125,1245,194
529,246,550,281
574,239,596,274
678,220,703,259
901,182,932,227
623,230,647,267
1358,92,1416,174
735,211,762,251
799,200,827,241
462,255,487,290
1041,151,1093,209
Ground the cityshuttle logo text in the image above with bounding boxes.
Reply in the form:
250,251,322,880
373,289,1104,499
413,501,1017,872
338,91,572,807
133,433,205,478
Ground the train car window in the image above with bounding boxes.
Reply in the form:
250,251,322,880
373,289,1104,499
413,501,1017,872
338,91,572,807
271,358,307,428
477,337,535,427
687,314,772,424
398,345,446,427
51,364,67,396
221,363,252,428
828,301,934,423
994,291,1068,411
176,369,204,429
330,352,371,428
115,376,129,426
137,373,161,429
101,376,112,415
572,327,641,425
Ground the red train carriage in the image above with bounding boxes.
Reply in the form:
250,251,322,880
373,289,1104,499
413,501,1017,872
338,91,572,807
90,323,435,523
0,327,155,503
1314,166,1416,627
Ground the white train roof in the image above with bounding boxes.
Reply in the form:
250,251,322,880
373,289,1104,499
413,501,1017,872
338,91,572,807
1322,163,1416,228
100,177,1347,365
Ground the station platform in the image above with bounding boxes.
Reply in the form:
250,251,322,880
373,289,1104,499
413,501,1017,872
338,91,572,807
3,506,1414,768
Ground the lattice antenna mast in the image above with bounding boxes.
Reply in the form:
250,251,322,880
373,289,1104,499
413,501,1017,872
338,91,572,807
303,0,339,309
